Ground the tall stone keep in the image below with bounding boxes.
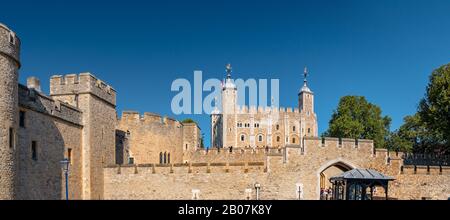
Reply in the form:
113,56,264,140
0,23,20,199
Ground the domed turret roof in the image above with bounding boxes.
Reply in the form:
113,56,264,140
223,63,237,90
0,23,12,32
300,82,312,93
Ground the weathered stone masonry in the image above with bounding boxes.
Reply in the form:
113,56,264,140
0,23,449,200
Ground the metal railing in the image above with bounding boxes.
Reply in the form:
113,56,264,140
402,153,450,166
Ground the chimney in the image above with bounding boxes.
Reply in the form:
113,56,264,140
27,76,41,92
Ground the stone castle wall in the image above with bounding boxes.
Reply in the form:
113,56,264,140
14,83,85,199
117,111,185,164
103,138,450,200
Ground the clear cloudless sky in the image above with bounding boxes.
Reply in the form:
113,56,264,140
2,0,450,147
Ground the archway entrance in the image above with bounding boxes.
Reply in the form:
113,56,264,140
319,162,352,200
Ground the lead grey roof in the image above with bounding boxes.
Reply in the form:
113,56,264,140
330,168,395,181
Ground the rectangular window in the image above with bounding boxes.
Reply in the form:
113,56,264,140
67,148,72,164
31,141,37,161
293,126,296,131
308,128,311,133
9,33,15,45
19,111,25,128
9,128,14,148
128,157,134,164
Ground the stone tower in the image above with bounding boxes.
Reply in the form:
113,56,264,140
210,97,222,148
50,73,117,199
298,67,318,137
221,64,237,148
0,23,20,199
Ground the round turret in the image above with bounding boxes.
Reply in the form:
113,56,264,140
0,22,21,199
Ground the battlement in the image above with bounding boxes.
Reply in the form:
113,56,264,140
401,165,450,175
105,161,266,175
0,23,21,67
235,105,301,114
18,84,83,126
50,72,116,106
304,136,374,149
119,111,183,127
187,147,280,163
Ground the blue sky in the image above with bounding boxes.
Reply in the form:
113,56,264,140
2,0,450,147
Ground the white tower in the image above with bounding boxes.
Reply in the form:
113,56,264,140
221,64,237,148
298,67,318,137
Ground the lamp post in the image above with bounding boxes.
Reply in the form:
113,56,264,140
60,158,70,200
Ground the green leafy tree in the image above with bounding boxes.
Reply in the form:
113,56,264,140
418,63,450,153
324,96,391,148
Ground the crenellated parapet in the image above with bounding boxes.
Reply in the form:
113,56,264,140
119,111,183,128
187,146,280,163
0,23,20,67
50,73,116,106
105,161,266,175
235,105,301,114
18,84,82,126
303,136,374,150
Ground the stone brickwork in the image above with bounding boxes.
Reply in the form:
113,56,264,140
51,73,117,199
103,138,450,200
212,69,318,150
117,112,201,164
17,104,83,199
0,23,449,200
0,23,20,199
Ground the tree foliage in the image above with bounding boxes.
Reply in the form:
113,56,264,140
324,96,391,148
390,63,450,154
417,63,450,153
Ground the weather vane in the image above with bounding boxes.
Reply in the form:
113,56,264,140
303,66,308,83
226,63,232,78
303,66,308,81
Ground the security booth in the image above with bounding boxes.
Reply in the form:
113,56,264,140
329,169,395,200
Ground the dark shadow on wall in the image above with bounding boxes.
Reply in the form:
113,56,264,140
17,85,76,200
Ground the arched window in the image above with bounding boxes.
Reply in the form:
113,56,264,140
241,134,245,141
293,126,296,131
258,135,263,142
276,124,279,130
167,153,170,164
308,128,311,134
159,152,163,164
163,152,167,164
276,136,280,142
292,138,296,144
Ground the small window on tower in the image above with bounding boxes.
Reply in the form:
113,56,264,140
9,32,15,45
276,125,279,130
241,135,245,141
293,126,296,132
292,138,296,144
308,128,311,134
258,135,263,142
9,128,14,148
277,136,280,142
19,111,25,128
31,141,37,161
